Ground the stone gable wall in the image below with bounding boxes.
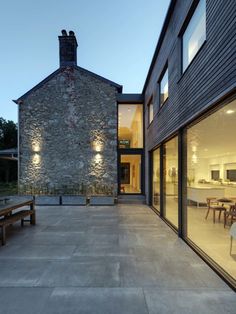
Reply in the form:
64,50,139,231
19,67,118,195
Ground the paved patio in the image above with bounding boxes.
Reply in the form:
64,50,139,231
0,204,235,314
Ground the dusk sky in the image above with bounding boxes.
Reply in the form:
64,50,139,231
0,0,170,122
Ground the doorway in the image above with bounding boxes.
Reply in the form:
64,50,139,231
119,154,142,194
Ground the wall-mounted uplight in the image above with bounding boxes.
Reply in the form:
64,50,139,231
32,142,40,153
92,141,104,152
226,109,234,115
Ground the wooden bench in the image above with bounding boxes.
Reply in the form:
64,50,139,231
0,199,35,245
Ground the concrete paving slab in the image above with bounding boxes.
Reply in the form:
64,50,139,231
41,288,149,314
0,244,76,260
143,288,236,314
0,287,52,314
37,261,120,287
0,260,50,287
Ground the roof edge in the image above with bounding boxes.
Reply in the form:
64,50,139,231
142,0,177,95
76,66,123,93
116,93,144,103
13,65,123,104
14,68,62,103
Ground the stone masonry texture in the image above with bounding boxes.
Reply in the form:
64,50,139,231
19,67,119,196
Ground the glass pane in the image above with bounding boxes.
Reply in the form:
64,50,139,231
163,136,178,228
153,147,160,211
183,0,206,72
187,99,236,281
118,104,143,148
149,102,154,124
120,155,141,194
160,69,168,106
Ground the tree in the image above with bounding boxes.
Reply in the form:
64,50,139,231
0,118,17,149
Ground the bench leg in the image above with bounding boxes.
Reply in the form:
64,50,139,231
21,219,24,227
30,212,36,225
1,226,6,246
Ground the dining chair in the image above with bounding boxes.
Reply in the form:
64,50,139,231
229,222,236,255
205,197,226,223
224,204,236,228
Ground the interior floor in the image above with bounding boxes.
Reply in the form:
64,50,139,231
120,184,141,194
162,197,236,280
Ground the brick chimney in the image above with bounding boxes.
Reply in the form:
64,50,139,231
59,30,78,67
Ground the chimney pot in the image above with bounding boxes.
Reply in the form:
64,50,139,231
61,29,68,36
59,29,78,67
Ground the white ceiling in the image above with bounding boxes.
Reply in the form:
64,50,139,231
187,99,236,159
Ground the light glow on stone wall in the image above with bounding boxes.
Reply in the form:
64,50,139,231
94,153,102,163
31,131,42,173
32,153,41,165
92,141,103,152
90,130,105,153
32,143,40,152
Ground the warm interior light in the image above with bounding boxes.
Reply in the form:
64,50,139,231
192,153,198,164
192,145,197,152
226,109,234,114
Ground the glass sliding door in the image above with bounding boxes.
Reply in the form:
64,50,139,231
186,99,236,281
153,148,161,212
163,136,178,228
119,154,142,194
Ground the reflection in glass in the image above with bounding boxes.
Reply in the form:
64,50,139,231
153,147,160,211
183,0,206,72
187,99,236,281
120,155,141,194
163,136,178,228
118,104,143,148
160,68,168,106
149,101,154,124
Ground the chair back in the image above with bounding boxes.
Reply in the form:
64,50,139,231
206,197,217,208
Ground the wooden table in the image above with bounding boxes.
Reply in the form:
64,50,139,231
0,198,36,245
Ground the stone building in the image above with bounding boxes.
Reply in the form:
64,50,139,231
14,30,122,195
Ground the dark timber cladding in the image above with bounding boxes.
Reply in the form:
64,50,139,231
144,0,236,151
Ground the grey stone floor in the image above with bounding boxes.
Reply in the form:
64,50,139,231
0,204,235,314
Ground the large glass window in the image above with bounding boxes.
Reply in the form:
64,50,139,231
120,154,141,194
187,99,236,281
163,136,178,228
160,68,168,106
118,104,143,148
182,0,206,72
153,147,160,212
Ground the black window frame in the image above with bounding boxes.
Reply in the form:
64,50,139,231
180,0,207,74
